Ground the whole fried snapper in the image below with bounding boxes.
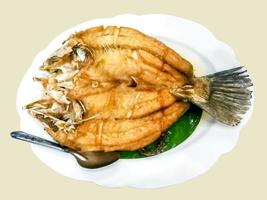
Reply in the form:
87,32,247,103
26,26,252,152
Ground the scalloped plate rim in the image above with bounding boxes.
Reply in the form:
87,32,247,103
16,14,254,188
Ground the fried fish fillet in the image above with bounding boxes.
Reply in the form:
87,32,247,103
26,26,193,152
47,102,189,152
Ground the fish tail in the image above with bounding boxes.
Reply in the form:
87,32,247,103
170,66,253,126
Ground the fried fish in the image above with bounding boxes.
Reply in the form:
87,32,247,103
25,26,252,152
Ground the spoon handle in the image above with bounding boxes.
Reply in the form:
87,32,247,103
10,131,69,153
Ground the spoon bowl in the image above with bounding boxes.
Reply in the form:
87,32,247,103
72,151,120,169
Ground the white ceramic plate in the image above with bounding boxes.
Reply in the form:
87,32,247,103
16,14,254,188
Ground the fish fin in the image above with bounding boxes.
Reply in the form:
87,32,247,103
170,66,253,126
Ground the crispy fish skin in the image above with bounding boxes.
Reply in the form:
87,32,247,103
26,26,193,152
68,47,189,99
71,26,193,77
46,102,189,152
81,85,177,120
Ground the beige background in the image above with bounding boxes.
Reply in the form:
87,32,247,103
0,0,266,199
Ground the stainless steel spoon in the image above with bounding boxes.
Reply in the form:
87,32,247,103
10,131,119,169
